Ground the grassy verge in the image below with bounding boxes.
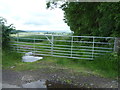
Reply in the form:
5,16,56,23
55,53,119,78
2,50,119,79
2,50,45,70
2,51,23,68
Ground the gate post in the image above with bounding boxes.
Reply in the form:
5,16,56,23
34,34,36,54
17,33,19,52
92,37,95,59
51,34,54,55
71,36,73,57
114,37,120,54
0,24,2,50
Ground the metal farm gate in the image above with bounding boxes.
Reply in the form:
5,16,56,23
11,32,116,60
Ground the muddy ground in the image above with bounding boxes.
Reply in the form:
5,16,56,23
2,61,119,89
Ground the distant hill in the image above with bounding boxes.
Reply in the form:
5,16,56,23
17,30,26,32
11,30,26,34
19,30,71,33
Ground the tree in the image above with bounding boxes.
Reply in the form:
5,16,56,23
0,17,16,50
46,1,120,37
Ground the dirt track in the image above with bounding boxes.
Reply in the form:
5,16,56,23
2,66,118,88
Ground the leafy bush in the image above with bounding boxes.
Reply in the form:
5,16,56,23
1,17,16,50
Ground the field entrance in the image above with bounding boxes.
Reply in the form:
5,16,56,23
11,32,115,60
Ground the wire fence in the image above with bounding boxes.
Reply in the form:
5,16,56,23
10,32,115,60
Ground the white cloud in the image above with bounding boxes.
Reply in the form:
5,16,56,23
0,0,70,32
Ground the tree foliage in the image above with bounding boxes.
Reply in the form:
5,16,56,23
0,17,16,50
47,2,120,37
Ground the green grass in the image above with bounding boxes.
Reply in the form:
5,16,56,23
12,34,51,42
2,51,45,70
41,53,119,79
54,53,119,79
2,51,23,68
2,50,119,79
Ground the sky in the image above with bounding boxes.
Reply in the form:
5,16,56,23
0,0,71,32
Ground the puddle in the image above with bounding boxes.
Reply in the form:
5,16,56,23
22,79,78,88
46,80,78,88
22,52,43,62
22,79,46,88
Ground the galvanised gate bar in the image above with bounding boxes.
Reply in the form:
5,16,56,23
10,32,116,60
